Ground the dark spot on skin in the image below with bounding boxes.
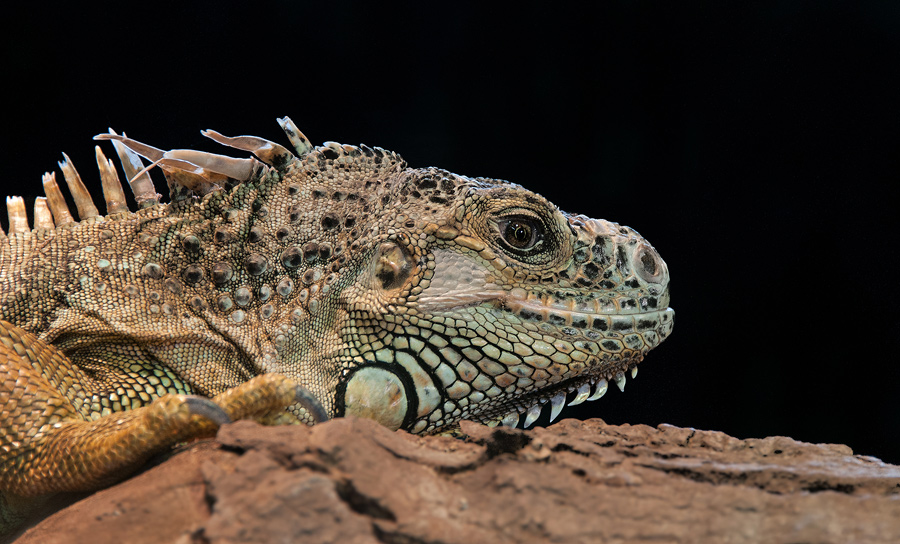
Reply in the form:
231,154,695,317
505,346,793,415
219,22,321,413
322,214,340,231
234,287,251,306
601,340,620,351
276,277,294,296
616,247,628,273
519,308,542,322
181,236,200,253
216,294,233,312
211,263,234,285
571,315,588,328
244,254,268,276
625,279,640,289
248,227,264,243
164,278,183,295
318,243,333,260
381,195,391,206
312,189,326,199
429,196,446,204
289,204,303,223
258,284,271,301
276,227,292,242
548,313,566,326
637,319,657,331
252,199,264,212
214,227,234,244
322,148,338,160
281,246,303,269
332,191,346,201
345,216,356,228
417,177,437,190
613,320,632,332
600,280,616,290
440,178,455,192
592,317,609,331
288,184,301,195
141,263,164,279
303,242,319,262
583,263,600,279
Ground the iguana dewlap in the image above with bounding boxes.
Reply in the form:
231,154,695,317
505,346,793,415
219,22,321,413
0,117,673,532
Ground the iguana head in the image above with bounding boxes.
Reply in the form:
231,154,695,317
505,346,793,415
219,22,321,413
332,168,673,433
11,117,671,434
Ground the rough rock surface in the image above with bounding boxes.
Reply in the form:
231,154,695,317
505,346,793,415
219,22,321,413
13,417,900,544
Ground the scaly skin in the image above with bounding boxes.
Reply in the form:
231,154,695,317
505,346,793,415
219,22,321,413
0,117,673,533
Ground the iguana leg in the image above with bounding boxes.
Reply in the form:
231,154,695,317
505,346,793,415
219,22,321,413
0,320,326,533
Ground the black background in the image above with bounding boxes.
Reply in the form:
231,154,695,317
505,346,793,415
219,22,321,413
2,3,899,461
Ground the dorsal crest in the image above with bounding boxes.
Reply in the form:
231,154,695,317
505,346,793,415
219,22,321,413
0,116,407,239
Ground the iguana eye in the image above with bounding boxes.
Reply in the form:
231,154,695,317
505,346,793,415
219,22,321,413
498,217,542,251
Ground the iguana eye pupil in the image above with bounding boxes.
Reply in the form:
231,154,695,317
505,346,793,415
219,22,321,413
502,220,537,250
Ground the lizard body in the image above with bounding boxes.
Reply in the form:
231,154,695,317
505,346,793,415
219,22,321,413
0,117,673,533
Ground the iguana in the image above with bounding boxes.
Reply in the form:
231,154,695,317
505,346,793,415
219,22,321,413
0,117,673,533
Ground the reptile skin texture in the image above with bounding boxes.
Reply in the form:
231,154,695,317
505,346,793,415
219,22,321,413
0,117,673,533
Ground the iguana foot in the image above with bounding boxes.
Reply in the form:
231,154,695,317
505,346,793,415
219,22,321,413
0,320,327,534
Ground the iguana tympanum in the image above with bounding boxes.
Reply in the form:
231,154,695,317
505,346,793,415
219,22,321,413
0,117,673,532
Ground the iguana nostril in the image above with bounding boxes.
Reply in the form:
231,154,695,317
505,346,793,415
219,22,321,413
634,244,665,284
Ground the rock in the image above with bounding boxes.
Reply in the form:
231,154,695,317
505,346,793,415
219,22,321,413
14,417,900,543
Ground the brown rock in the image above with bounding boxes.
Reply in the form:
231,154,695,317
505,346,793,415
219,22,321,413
14,417,900,543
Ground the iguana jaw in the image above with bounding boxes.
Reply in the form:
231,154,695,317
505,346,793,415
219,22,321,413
336,295,673,434
467,304,675,430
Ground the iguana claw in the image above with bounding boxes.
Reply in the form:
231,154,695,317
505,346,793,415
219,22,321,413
293,385,329,424
183,396,233,426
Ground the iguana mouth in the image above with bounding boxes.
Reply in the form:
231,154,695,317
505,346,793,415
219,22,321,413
444,305,675,431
